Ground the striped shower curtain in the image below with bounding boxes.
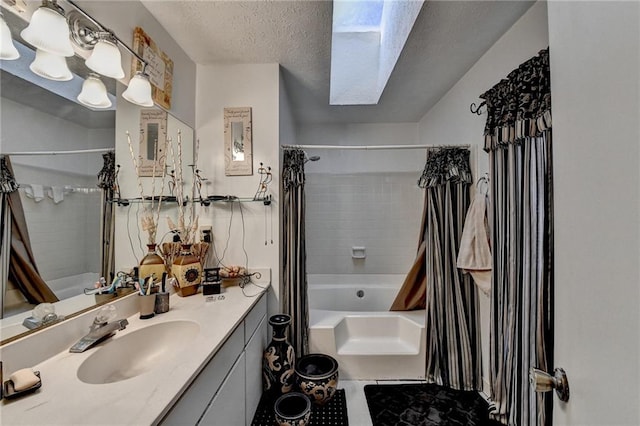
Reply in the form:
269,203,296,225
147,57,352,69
481,49,554,426
281,149,309,357
423,147,482,391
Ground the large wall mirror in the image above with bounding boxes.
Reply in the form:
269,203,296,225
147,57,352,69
0,8,193,343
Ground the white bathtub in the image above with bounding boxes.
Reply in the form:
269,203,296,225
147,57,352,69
49,272,100,300
308,275,426,380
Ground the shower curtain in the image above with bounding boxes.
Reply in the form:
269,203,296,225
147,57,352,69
481,48,554,426
97,151,116,281
423,147,482,391
0,156,58,308
281,149,309,357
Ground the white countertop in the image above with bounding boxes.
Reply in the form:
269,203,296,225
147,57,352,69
1,282,269,425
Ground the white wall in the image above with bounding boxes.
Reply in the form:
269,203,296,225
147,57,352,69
196,63,281,311
417,1,548,392
548,1,640,424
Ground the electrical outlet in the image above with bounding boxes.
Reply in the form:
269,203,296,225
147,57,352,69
200,226,213,243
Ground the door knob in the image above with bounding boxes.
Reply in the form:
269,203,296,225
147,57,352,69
529,367,570,402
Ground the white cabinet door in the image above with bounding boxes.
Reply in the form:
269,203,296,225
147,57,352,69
199,352,246,426
161,326,244,425
245,315,267,425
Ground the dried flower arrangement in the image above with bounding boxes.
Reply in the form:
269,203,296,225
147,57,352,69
165,130,198,244
126,130,167,245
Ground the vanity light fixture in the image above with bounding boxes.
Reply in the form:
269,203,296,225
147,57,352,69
0,12,20,60
29,48,72,81
84,32,125,79
77,73,111,109
66,0,154,107
122,70,154,107
20,0,74,57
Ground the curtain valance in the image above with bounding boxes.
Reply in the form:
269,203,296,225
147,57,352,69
282,149,306,191
418,148,472,188
480,48,551,151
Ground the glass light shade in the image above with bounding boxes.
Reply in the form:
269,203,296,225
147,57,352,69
85,38,124,79
122,71,154,107
1,14,20,60
29,49,72,81
20,4,74,57
77,74,111,109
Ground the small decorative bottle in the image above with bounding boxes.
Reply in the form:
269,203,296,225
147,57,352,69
171,244,202,297
139,244,166,283
263,314,296,400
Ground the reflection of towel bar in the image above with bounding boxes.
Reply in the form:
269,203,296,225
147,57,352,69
19,184,101,194
351,246,366,259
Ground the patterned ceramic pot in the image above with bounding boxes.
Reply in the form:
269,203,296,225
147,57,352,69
263,314,296,400
295,353,339,405
274,392,311,426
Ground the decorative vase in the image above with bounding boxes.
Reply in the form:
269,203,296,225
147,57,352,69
139,244,166,283
295,353,339,405
274,392,311,426
263,314,296,400
171,244,202,297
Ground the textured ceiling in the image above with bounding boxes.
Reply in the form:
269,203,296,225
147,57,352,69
141,0,534,124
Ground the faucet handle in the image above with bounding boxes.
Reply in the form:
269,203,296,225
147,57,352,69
91,305,118,329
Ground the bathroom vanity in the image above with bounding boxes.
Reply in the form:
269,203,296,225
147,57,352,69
0,274,269,426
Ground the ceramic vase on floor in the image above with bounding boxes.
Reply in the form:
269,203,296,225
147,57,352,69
139,244,166,283
263,314,296,400
296,353,339,405
171,244,202,297
274,392,311,426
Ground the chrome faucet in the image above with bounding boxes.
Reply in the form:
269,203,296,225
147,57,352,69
69,317,129,353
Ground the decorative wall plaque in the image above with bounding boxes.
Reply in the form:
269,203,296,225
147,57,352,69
131,27,174,110
138,108,168,177
224,107,253,176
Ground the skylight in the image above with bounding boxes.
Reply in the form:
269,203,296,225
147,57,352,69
333,0,384,32
329,0,424,105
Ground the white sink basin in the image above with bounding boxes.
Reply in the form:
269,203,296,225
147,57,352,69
77,320,200,384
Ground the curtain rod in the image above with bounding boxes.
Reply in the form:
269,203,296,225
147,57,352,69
281,144,471,151
0,148,114,156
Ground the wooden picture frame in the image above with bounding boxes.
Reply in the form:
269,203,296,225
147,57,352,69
131,27,174,110
138,108,168,177
224,107,253,176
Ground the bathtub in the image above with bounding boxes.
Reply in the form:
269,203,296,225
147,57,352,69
308,275,426,380
49,272,100,300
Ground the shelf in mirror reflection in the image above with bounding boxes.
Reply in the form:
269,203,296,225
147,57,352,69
110,196,272,206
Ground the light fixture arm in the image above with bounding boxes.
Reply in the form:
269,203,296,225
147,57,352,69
66,0,148,72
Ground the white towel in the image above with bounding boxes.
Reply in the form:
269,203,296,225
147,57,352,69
457,186,492,295
24,184,45,202
48,186,64,204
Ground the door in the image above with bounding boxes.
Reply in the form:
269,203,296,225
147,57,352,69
548,1,640,424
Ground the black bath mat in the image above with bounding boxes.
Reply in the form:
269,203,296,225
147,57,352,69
364,383,502,426
251,389,348,426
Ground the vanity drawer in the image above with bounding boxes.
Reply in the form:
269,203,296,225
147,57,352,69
244,294,266,345
161,324,244,425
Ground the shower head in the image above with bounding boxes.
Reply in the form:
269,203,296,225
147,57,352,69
304,153,321,163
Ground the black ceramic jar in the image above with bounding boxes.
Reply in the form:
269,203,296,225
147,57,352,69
295,353,339,405
273,392,311,426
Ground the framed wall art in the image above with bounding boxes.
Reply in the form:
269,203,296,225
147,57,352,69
138,108,168,177
224,107,253,176
131,27,174,110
